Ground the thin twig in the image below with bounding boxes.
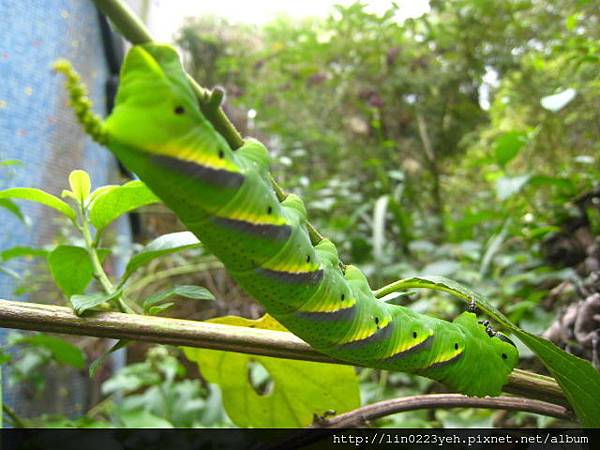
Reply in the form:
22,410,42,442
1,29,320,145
0,300,566,405
313,394,574,428
2,404,27,428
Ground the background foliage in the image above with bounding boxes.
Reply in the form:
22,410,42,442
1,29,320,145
1,0,599,428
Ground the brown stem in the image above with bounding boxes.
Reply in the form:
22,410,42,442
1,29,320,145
313,394,574,428
0,299,566,405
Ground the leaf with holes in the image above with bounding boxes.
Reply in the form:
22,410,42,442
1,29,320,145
182,315,360,427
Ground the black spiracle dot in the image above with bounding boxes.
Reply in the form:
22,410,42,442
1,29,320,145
501,353,507,360
174,106,185,115
218,150,225,159
267,206,273,214
340,294,345,301
413,332,418,339
454,342,459,350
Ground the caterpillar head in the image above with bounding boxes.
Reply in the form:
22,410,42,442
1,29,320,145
491,331,519,369
105,44,221,155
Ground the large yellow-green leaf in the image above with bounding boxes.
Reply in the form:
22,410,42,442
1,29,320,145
182,315,360,428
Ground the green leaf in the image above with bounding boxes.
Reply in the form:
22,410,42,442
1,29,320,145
0,188,76,220
119,409,173,428
67,170,91,203
89,339,130,378
71,290,121,316
123,232,201,281
496,174,530,201
89,180,159,232
1,246,48,262
0,159,23,167
0,199,25,222
182,315,360,427
47,245,108,297
147,303,175,316
493,131,528,168
14,334,85,369
143,285,214,311
386,275,600,428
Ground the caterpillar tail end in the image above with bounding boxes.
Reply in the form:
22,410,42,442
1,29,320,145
53,59,108,146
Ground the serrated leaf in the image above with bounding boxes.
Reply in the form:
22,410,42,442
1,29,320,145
71,290,121,316
123,232,201,281
14,334,85,368
89,180,159,232
47,246,109,297
143,285,214,311
0,188,75,220
0,199,25,222
386,275,600,427
68,170,91,203
182,315,360,427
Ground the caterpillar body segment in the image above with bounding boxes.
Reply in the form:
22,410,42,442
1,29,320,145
98,44,519,397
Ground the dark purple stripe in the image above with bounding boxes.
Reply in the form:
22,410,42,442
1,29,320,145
212,217,292,240
383,335,433,362
153,154,244,188
295,305,357,322
257,267,324,284
339,323,394,350
422,351,464,370
496,333,516,347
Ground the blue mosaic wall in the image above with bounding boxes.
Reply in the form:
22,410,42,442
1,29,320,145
0,0,129,417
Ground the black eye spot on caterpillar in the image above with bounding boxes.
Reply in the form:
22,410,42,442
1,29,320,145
267,206,273,214
340,293,345,301
454,342,459,350
306,255,311,263
501,353,507,360
413,332,418,339
174,106,185,115
374,317,380,328
218,150,225,159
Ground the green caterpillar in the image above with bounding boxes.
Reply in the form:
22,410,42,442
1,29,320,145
63,44,518,397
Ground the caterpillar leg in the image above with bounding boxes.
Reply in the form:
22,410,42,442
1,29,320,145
467,299,479,314
478,319,498,337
